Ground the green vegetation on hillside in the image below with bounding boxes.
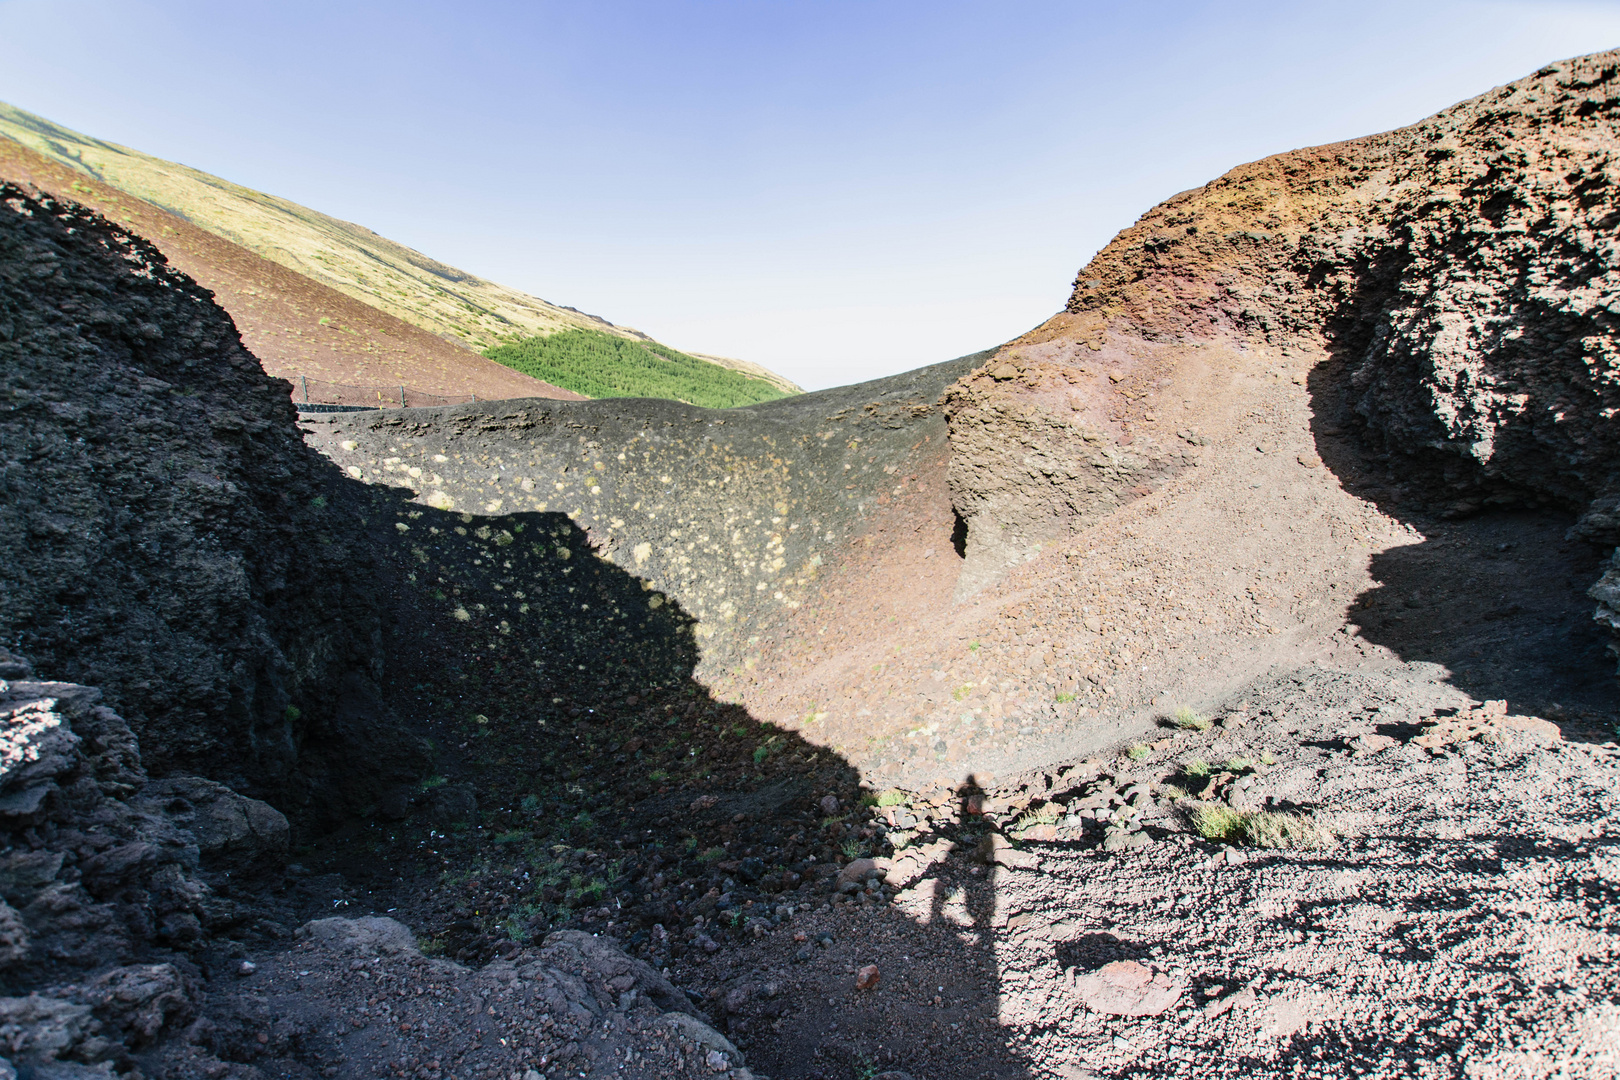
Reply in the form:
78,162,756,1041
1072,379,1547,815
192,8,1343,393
484,330,791,409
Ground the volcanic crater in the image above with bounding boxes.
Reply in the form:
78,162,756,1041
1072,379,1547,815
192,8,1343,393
3,50,1620,1080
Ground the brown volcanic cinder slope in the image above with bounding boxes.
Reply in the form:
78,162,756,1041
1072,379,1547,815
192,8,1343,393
0,139,581,403
951,49,1620,572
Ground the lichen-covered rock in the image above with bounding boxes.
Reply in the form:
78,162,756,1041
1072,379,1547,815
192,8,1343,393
304,355,983,671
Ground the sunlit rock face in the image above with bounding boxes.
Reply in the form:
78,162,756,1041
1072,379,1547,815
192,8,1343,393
943,52,1620,599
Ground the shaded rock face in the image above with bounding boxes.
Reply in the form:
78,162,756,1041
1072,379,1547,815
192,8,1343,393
0,185,424,814
141,919,753,1080
0,679,288,986
946,51,1620,594
307,355,987,672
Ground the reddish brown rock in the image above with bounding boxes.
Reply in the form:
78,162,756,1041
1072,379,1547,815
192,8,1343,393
1073,961,1186,1017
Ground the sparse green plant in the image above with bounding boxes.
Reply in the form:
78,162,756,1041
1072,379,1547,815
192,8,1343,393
1169,706,1212,731
1189,803,1245,842
520,794,541,812
309,495,327,509
1013,804,1060,837
1126,744,1150,761
1182,759,1212,779
1189,804,1332,849
1260,751,1277,766
875,789,908,808
1055,692,1076,703
492,830,528,844
968,641,981,653
840,839,863,859
952,684,973,702
419,774,448,791
752,734,783,764
417,936,447,956
283,705,301,723
1244,811,1333,849
648,769,670,783
696,846,726,862
1221,757,1255,774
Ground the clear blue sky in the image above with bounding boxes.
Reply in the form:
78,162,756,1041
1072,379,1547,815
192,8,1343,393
1,1,1617,390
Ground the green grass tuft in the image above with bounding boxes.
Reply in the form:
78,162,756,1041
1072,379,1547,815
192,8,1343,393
1126,744,1150,761
1012,804,1060,837
485,328,789,409
1189,803,1246,842
1243,811,1333,849
1169,706,1212,731
1190,804,1333,849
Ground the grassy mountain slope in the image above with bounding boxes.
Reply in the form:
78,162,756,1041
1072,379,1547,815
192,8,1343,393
0,101,802,400
0,137,582,403
484,330,789,408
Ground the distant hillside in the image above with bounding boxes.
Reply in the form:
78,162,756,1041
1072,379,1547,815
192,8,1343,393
0,101,802,401
485,330,789,408
0,137,581,403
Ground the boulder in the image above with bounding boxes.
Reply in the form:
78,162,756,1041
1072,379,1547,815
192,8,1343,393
297,916,420,957
136,777,289,871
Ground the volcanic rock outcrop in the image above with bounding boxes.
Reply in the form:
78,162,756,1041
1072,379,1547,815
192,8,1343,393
952,51,1620,582
0,184,423,814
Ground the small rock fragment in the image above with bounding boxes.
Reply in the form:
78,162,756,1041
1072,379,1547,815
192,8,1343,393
856,964,881,990
837,858,878,886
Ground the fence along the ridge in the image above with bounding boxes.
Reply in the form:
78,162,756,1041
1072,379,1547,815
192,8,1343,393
288,374,478,410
